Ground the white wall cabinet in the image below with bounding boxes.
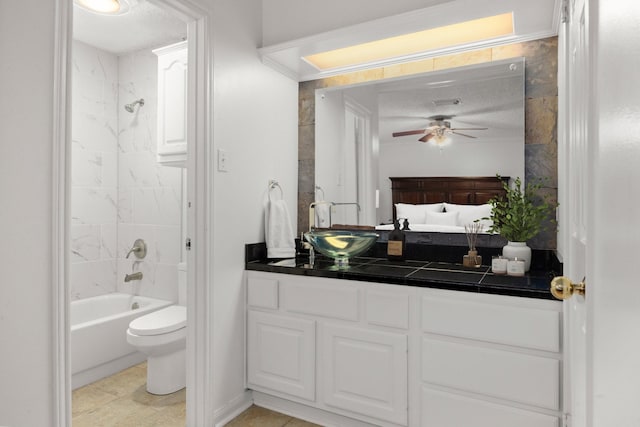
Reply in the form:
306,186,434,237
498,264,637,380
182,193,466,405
153,41,187,166
246,271,562,427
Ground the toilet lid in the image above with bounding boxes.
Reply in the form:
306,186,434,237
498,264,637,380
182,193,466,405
129,306,186,336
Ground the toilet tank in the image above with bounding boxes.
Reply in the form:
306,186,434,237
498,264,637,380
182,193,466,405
178,262,187,306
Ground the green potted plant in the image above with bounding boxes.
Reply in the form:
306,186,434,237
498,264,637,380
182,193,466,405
486,176,556,271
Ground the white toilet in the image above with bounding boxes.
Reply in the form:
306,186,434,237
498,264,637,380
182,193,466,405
126,262,187,395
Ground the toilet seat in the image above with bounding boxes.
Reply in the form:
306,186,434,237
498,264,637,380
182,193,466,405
129,305,186,336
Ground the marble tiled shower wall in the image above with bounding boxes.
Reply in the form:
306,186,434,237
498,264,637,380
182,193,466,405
71,41,183,301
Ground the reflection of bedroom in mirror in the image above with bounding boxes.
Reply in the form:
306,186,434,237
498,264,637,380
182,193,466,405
314,58,525,229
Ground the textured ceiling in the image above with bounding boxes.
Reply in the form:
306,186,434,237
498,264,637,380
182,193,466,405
73,0,187,54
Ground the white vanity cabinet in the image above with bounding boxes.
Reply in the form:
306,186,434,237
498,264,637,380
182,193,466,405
245,271,562,427
153,41,187,166
247,272,409,426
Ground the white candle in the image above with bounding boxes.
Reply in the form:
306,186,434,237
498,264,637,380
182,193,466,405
507,258,525,277
492,256,508,274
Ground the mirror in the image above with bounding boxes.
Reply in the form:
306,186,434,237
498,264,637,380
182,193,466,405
314,58,525,228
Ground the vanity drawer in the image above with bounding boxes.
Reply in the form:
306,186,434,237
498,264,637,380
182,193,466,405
280,277,359,321
421,292,561,352
247,274,279,309
421,387,560,427
366,289,410,330
422,337,560,410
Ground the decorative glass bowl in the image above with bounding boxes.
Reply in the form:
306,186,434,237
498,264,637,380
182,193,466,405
303,230,379,268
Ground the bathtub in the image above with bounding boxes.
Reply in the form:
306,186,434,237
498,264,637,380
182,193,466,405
71,292,173,389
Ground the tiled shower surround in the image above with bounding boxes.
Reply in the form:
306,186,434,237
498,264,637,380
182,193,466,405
71,40,183,302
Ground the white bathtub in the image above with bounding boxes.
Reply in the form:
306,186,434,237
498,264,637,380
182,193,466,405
71,292,173,389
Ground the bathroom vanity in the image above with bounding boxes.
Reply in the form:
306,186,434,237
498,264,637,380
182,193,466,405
245,248,563,427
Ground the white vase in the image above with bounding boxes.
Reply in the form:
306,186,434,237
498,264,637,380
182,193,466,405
502,241,532,272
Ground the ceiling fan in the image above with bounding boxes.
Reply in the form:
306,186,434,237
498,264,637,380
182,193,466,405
392,115,488,143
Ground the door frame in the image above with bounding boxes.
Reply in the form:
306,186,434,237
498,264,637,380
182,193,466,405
51,0,214,425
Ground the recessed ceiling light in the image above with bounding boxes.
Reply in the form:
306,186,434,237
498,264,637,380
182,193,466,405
74,0,131,15
303,12,514,71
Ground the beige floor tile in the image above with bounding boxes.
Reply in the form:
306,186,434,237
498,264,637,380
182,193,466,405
72,397,158,427
226,405,293,427
92,363,148,397
71,383,119,417
73,364,312,427
283,418,324,427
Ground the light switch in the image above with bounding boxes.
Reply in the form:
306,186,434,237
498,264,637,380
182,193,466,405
218,149,228,172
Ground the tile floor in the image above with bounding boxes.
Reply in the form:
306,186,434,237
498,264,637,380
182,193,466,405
72,363,321,426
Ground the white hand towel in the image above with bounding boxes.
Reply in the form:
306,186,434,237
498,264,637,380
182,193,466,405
265,198,296,258
314,202,331,228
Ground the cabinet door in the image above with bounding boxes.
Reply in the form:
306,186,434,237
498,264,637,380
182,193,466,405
247,311,315,401
154,42,187,164
322,324,408,426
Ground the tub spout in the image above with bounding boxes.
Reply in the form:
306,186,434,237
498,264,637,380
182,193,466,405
124,272,143,282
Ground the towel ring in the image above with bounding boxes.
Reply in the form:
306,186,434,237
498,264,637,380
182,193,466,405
268,180,283,200
315,185,325,201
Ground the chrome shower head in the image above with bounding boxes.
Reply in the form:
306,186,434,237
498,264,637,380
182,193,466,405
124,98,144,113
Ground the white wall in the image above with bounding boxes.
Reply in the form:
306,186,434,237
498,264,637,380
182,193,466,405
262,0,443,45
0,0,57,425
210,0,299,419
314,90,344,224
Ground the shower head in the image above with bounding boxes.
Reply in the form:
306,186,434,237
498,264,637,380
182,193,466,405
124,98,144,113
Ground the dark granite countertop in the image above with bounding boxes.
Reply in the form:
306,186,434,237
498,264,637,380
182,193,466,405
246,243,560,301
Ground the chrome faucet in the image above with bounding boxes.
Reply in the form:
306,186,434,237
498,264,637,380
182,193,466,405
124,271,143,282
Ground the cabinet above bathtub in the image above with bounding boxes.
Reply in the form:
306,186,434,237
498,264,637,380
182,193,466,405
153,41,187,167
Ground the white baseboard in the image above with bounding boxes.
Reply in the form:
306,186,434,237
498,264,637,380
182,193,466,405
252,392,378,427
214,390,254,427
72,352,147,389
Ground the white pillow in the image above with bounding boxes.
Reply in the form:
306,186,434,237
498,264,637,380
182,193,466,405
443,203,493,228
425,211,459,226
395,203,443,224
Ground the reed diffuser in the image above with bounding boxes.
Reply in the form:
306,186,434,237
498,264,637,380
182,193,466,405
463,222,483,267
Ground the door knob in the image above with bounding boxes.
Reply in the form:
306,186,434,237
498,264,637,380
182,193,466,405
550,276,586,300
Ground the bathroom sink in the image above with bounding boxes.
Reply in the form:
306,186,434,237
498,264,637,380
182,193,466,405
304,230,379,267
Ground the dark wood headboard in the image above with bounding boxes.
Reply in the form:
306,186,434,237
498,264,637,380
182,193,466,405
390,176,509,221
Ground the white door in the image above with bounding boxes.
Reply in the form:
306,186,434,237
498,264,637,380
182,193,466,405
558,0,589,425
559,1,640,426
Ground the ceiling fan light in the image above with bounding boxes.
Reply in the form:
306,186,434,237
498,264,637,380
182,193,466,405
433,134,450,145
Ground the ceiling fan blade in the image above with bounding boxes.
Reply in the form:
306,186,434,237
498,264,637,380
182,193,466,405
450,127,488,131
392,129,426,137
419,133,434,143
451,131,478,138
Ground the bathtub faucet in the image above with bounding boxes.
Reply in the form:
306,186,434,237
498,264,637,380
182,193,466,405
124,272,143,282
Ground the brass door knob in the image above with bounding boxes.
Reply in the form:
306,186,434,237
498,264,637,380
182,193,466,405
550,276,586,300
